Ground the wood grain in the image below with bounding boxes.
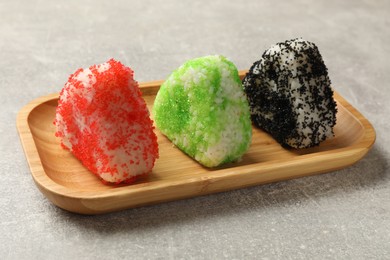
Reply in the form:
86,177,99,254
16,70,376,214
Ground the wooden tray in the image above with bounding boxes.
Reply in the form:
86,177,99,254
17,71,376,215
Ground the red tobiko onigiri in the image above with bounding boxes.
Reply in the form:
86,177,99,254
54,59,159,184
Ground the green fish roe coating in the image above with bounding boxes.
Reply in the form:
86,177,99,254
153,55,252,167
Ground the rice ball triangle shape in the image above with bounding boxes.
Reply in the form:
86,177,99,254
55,59,159,184
243,38,337,148
153,55,252,167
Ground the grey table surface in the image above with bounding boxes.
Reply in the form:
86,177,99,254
1,0,389,259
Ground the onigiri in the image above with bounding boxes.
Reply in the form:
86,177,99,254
55,59,159,184
243,39,337,148
153,55,252,167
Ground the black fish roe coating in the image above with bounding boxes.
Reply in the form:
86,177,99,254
243,38,337,148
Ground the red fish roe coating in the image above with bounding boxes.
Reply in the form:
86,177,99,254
54,59,159,184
